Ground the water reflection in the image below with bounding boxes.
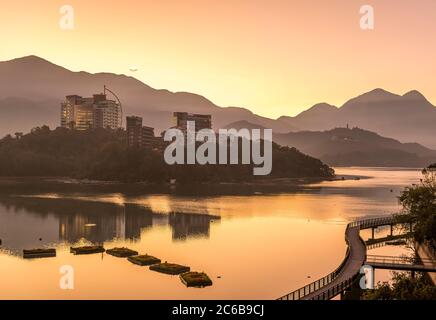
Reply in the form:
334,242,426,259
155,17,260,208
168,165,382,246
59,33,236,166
0,196,219,254
0,168,424,299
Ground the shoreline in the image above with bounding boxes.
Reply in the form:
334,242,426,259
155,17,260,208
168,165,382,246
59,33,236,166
0,177,338,196
0,174,369,198
0,174,359,188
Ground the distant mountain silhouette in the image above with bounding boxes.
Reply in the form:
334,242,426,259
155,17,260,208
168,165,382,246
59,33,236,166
273,126,436,167
224,120,267,131
279,88,436,148
0,55,293,136
1,56,436,149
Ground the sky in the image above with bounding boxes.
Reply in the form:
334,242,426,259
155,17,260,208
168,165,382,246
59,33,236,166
1,0,436,118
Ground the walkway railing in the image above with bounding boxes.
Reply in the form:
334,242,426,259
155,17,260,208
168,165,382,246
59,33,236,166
366,232,412,248
310,274,360,300
366,241,388,250
278,223,359,301
348,216,395,230
366,254,436,270
278,246,351,300
309,234,367,301
278,215,407,301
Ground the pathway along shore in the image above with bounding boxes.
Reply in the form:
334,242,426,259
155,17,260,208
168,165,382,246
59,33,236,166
302,226,366,300
278,216,401,300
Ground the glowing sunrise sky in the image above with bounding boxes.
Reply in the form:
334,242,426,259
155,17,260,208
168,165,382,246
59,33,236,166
1,0,436,118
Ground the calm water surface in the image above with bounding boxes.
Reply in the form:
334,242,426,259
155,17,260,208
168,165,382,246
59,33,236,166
0,167,421,299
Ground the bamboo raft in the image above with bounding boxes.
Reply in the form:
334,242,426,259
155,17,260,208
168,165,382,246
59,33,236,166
23,248,56,259
70,246,105,255
106,247,138,258
180,272,213,288
150,262,190,275
128,254,161,266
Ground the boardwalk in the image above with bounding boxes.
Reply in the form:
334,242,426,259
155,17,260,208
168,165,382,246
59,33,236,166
366,255,436,272
278,216,410,300
302,226,365,300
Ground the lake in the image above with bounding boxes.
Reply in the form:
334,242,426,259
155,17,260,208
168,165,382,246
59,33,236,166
0,167,422,299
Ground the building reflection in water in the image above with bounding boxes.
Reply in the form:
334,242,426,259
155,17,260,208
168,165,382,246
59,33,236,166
58,204,157,243
169,212,218,241
0,196,220,253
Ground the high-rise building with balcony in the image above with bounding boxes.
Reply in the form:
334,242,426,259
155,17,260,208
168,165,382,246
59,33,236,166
61,92,122,130
61,95,93,130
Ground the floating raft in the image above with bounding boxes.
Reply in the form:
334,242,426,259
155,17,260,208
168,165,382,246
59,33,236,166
150,262,190,275
23,248,56,259
128,254,161,266
70,246,105,255
180,272,213,288
106,247,138,258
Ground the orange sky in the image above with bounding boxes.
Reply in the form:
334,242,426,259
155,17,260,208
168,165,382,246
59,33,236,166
1,0,436,118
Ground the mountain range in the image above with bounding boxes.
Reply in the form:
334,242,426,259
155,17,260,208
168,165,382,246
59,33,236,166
1,55,436,150
224,121,436,167
278,89,436,149
0,55,293,137
274,127,436,167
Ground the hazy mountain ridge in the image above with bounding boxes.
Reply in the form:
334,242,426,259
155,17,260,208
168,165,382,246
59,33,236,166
223,120,436,166
272,126,436,167
1,56,436,150
280,88,436,148
0,55,293,135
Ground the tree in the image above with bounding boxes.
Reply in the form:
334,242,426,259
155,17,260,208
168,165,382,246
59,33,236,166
363,272,436,300
398,165,436,244
366,166,436,301
0,127,335,183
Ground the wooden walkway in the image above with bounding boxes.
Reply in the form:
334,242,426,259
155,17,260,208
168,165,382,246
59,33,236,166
278,216,408,300
301,226,366,300
365,255,436,272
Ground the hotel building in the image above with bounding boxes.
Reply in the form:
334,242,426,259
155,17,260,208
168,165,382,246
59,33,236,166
61,93,122,130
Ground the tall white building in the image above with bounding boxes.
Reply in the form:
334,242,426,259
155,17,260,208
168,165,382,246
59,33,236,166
61,93,122,130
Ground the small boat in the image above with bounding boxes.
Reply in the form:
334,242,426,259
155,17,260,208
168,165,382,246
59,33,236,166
23,248,56,259
70,246,105,255
106,247,138,258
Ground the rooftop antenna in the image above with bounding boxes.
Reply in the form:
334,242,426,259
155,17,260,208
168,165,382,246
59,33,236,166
104,85,123,128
